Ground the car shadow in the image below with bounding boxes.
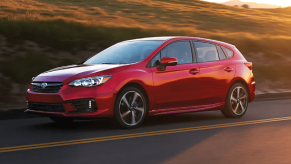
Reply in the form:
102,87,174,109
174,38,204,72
144,111,226,127
27,110,226,132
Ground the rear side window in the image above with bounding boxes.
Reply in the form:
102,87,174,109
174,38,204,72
161,41,193,65
217,46,227,60
221,46,234,58
194,42,219,63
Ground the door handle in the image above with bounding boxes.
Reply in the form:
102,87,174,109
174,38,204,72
189,68,199,75
224,67,233,72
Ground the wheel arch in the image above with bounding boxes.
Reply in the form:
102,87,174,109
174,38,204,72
228,78,251,102
117,82,150,114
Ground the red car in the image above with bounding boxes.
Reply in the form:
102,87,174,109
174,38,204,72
26,36,255,128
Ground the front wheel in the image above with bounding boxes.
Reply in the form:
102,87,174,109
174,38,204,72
222,83,249,118
114,87,147,129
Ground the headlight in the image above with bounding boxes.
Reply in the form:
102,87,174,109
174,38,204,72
69,75,112,87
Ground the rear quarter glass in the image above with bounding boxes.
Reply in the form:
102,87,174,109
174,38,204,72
221,46,234,58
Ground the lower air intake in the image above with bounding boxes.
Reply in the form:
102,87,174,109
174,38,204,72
29,102,65,112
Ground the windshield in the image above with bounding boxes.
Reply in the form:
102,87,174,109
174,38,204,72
84,40,164,64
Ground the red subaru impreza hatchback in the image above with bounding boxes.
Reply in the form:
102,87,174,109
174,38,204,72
26,36,255,128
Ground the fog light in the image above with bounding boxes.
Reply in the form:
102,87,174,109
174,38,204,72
88,100,92,109
68,99,97,113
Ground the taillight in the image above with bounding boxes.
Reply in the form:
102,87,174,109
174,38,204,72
244,62,253,70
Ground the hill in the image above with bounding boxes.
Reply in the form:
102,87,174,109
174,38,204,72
1,0,291,107
259,7,291,15
222,0,281,8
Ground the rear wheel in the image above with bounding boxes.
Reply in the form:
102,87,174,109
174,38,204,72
49,116,74,124
222,83,249,118
114,87,147,129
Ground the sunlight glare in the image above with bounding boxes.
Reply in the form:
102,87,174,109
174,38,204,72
203,0,291,7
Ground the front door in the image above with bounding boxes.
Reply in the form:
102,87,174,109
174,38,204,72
150,41,200,110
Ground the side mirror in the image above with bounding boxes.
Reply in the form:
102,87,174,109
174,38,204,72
158,57,178,71
160,57,178,66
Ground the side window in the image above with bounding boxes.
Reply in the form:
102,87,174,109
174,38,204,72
221,46,234,58
161,41,193,65
194,42,219,63
149,52,161,67
217,45,227,60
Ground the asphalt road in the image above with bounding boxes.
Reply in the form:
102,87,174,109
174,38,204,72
1,99,291,164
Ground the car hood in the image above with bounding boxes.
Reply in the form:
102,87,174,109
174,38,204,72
33,64,129,83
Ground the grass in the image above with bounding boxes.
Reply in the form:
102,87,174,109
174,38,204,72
0,77,12,103
0,18,183,51
0,49,54,83
259,7,291,15
2,0,291,38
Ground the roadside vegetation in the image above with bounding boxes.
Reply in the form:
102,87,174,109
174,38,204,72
1,0,291,106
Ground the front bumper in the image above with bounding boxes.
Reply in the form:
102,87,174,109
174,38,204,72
26,84,117,118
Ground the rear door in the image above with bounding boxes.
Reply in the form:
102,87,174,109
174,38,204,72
149,41,200,110
193,41,235,105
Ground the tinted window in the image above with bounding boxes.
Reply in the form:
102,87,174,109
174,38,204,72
217,46,227,60
194,42,219,63
84,41,164,64
161,41,193,65
221,46,234,58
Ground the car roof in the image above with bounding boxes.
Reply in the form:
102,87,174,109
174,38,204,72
125,36,177,41
125,36,235,48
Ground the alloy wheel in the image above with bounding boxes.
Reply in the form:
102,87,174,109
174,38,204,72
230,86,248,115
119,91,145,126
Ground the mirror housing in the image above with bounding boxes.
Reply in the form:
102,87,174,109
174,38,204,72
160,57,178,66
158,57,178,71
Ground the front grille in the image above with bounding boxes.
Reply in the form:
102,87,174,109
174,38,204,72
69,99,97,113
29,102,65,112
31,82,63,93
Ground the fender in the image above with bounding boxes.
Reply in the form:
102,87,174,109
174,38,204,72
227,63,254,102
104,66,155,111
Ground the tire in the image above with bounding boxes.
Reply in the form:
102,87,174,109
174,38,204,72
49,116,74,124
222,83,249,118
114,87,147,129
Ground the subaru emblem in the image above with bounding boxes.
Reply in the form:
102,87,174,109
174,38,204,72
41,82,47,89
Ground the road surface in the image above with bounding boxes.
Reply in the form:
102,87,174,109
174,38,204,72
1,99,291,164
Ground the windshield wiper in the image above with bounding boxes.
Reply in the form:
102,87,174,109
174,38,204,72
101,63,125,64
77,61,85,65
